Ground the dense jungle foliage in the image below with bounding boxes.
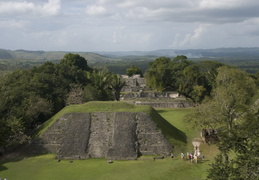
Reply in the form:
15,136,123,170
0,53,125,151
144,56,225,103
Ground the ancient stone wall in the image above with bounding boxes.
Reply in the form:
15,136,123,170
121,91,183,100
134,101,194,108
32,111,172,160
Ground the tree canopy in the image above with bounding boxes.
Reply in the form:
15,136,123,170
186,66,259,179
126,65,143,77
144,56,224,103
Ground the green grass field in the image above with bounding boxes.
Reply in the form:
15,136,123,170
0,107,219,180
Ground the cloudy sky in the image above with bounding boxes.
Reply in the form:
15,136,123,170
1,0,259,51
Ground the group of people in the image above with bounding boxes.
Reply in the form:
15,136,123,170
180,152,204,163
170,150,205,164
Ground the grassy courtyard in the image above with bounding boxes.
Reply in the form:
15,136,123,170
0,107,219,180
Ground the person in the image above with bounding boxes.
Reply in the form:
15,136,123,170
171,153,174,158
181,153,184,159
194,155,198,164
197,151,200,157
202,155,205,160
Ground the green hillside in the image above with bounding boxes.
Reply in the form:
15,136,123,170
0,49,118,63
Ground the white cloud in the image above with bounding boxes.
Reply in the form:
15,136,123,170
86,5,108,16
0,1,35,14
199,0,245,9
170,24,208,48
41,0,61,15
0,0,60,16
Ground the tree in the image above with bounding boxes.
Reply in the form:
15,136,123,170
186,66,258,180
207,153,233,180
0,54,92,150
187,66,256,133
190,85,207,104
207,110,259,180
60,53,90,71
110,74,126,101
144,57,172,91
84,70,113,101
126,65,142,77
65,85,84,106
144,56,223,102
181,61,224,102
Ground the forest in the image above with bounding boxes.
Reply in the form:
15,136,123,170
0,52,258,179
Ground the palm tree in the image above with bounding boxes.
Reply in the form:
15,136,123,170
111,74,126,101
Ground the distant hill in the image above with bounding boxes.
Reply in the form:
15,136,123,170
1,47,259,61
97,47,259,58
0,49,118,64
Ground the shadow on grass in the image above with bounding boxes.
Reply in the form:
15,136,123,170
0,143,53,173
198,159,210,164
151,108,187,145
0,162,8,171
156,109,168,114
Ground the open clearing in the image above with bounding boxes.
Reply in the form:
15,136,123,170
0,108,219,180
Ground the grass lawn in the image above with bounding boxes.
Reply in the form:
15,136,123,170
0,108,219,180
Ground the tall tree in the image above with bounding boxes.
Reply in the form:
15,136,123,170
187,66,256,132
126,65,143,77
186,66,258,180
144,57,172,91
60,53,90,71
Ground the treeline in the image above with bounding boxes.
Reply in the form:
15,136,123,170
0,53,125,151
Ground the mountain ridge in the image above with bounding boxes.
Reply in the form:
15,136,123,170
1,47,259,61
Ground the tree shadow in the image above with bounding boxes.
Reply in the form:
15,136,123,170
197,159,210,164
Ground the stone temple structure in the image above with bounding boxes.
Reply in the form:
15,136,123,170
32,110,173,160
120,74,194,108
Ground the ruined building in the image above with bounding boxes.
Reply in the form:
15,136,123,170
31,102,174,160
120,74,194,108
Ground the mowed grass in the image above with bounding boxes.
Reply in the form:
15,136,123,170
0,108,219,180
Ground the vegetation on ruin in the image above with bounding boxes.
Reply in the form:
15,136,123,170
34,101,187,153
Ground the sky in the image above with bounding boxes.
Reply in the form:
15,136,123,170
1,0,259,52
